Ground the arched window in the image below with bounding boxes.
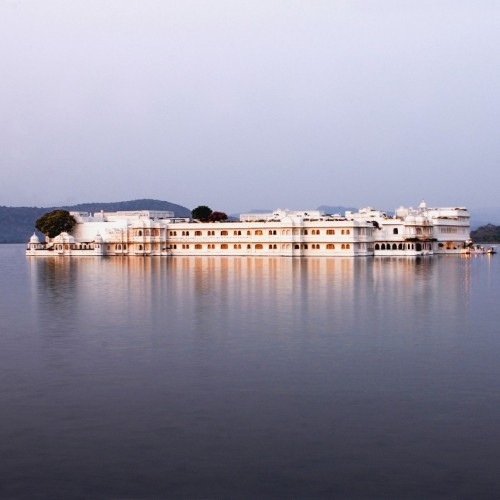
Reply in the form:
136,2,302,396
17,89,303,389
294,244,300,250
221,230,228,236
398,243,403,250
393,228,399,234
375,244,380,250
139,245,143,251
255,244,263,250
392,244,397,250
327,244,335,250
195,244,202,250
221,244,228,250
255,230,263,235
327,229,335,235
195,231,202,236
138,230,143,236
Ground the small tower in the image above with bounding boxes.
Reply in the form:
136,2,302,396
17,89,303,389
28,233,42,252
94,233,104,256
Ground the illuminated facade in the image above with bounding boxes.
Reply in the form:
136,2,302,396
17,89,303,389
26,202,470,257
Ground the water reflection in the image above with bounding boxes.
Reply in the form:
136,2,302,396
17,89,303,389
28,255,474,354
9,253,500,498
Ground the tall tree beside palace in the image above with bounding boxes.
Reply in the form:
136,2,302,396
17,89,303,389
208,211,228,222
191,205,213,221
35,210,77,238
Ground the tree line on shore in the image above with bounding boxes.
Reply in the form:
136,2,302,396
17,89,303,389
470,224,500,243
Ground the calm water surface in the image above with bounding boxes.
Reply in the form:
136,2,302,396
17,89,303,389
1,244,500,499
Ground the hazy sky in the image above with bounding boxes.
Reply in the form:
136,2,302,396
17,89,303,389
2,1,500,212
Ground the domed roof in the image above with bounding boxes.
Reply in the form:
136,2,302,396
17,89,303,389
53,232,75,243
94,233,103,243
30,233,40,244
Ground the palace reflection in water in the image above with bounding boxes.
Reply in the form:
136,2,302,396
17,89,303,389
1,249,499,498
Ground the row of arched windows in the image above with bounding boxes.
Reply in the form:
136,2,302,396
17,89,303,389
168,228,353,238
166,243,354,252
374,243,431,251
135,229,160,237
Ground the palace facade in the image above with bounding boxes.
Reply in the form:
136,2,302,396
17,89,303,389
26,202,470,257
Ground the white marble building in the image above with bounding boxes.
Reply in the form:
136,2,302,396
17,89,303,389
26,202,470,257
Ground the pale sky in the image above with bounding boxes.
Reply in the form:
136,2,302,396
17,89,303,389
2,0,500,213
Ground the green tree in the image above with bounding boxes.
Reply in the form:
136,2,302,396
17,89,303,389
208,211,228,222
191,205,213,221
35,210,77,238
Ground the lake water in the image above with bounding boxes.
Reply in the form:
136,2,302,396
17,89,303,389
1,244,500,499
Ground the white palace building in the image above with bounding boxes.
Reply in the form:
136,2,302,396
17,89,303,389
26,201,471,258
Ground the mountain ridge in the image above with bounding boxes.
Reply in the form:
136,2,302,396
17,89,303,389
0,199,191,243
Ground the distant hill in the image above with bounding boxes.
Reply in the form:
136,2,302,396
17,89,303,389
470,224,500,243
0,199,191,243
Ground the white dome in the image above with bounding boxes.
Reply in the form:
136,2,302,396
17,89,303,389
53,232,75,243
30,233,40,244
94,233,103,243
405,215,416,223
